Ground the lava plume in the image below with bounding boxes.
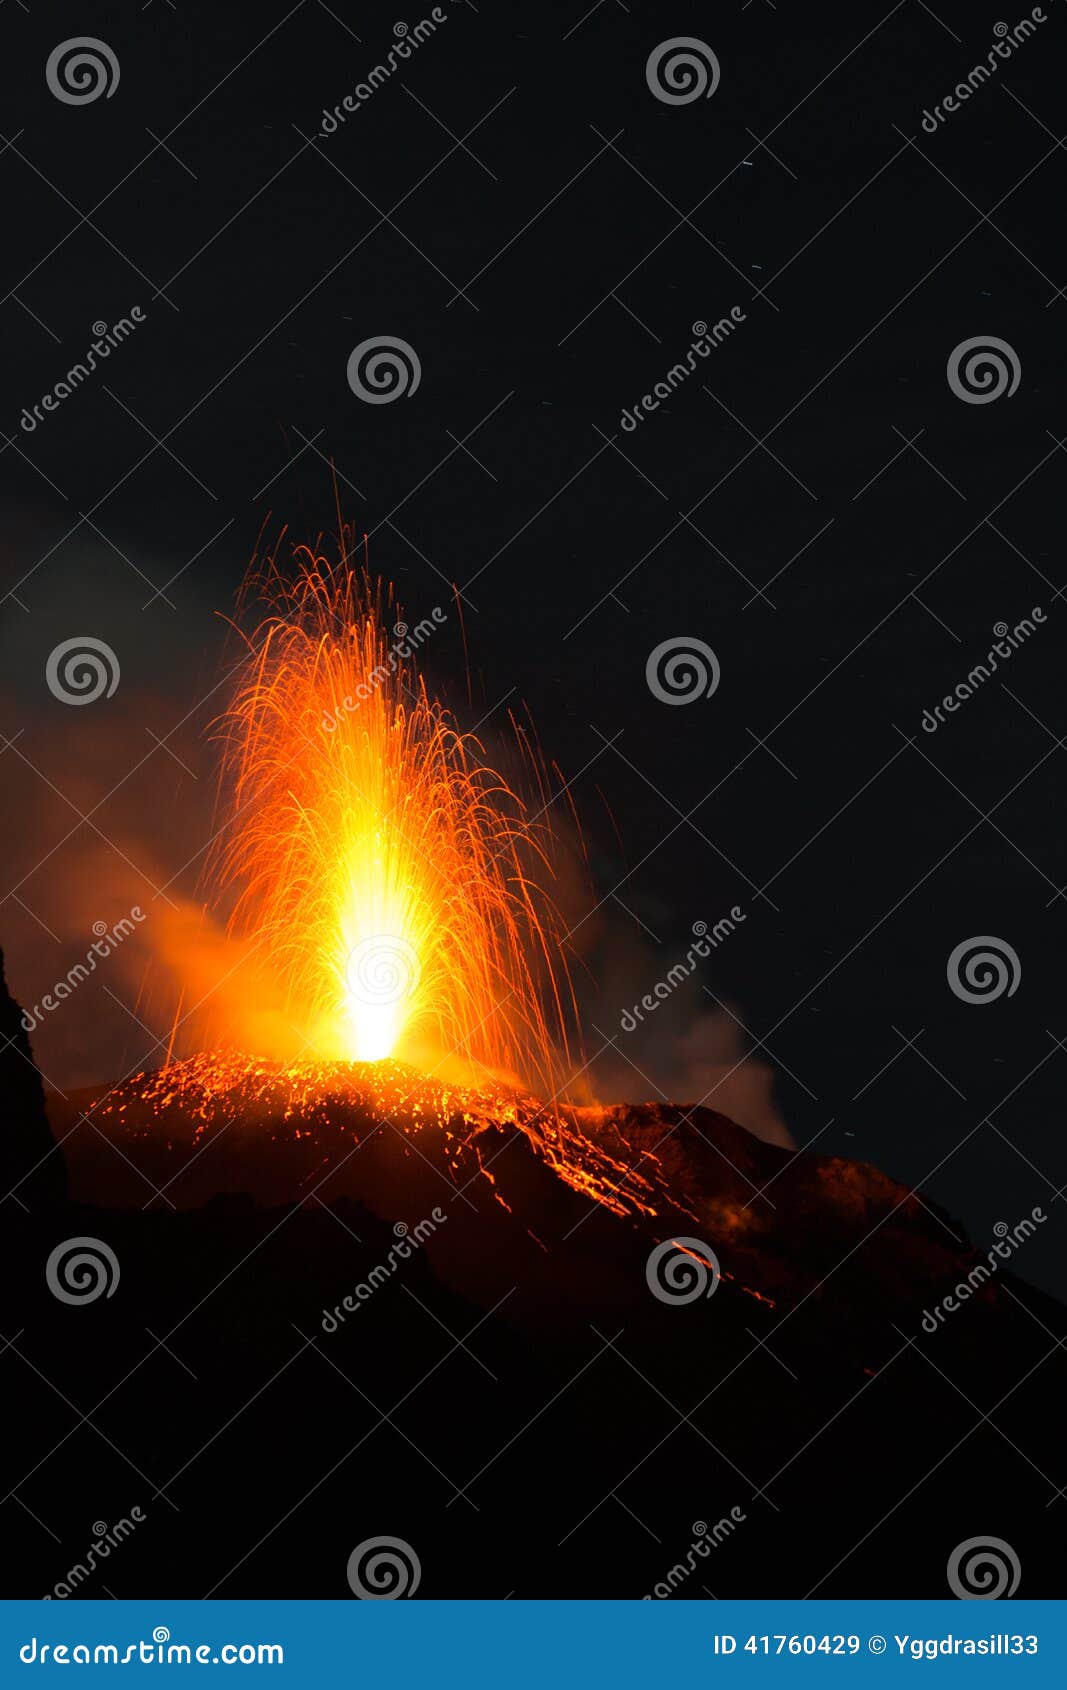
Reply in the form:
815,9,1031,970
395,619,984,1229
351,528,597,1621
207,531,584,1098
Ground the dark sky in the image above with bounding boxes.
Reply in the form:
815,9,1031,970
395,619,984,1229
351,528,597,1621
2,1,1065,1294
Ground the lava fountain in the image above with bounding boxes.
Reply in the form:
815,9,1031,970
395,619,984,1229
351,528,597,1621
208,532,584,1099
56,528,684,1227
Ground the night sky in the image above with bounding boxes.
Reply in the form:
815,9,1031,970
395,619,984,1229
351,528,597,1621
2,0,1065,1296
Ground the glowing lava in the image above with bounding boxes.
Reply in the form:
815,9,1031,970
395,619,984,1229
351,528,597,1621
211,534,582,1094
92,1051,668,1221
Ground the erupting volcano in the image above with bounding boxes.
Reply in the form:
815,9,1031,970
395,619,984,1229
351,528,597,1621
8,527,1064,1603
208,533,582,1095
92,526,651,1225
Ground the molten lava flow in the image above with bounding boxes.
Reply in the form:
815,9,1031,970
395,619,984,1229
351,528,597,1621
93,1051,668,1220
210,535,582,1097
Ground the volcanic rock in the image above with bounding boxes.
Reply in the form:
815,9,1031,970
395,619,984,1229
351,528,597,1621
0,948,65,1211
1,1052,1063,1598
